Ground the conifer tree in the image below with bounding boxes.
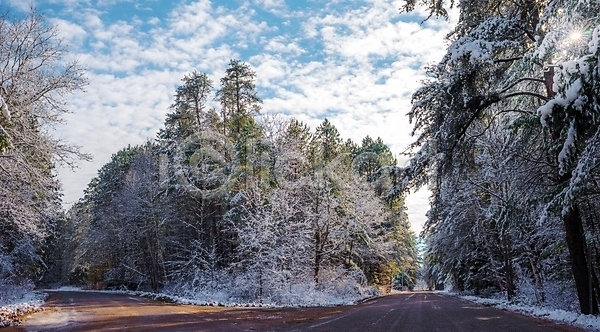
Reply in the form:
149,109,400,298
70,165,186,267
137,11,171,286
400,0,600,313
163,71,213,139
216,59,262,140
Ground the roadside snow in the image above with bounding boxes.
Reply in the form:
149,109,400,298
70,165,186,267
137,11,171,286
0,292,47,327
63,284,380,309
100,289,374,308
460,295,600,331
54,286,83,291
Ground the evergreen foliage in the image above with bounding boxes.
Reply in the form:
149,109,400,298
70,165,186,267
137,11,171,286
399,0,600,314
62,62,417,304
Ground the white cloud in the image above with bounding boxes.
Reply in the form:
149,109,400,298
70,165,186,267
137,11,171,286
48,0,86,10
254,0,285,10
263,37,305,55
168,0,214,35
302,1,450,66
49,18,87,47
405,187,431,235
5,0,35,12
250,0,291,17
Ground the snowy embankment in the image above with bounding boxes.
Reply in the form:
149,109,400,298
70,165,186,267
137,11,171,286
459,295,600,331
0,292,47,327
105,286,377,309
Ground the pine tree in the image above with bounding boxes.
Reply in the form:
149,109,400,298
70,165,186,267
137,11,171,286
163,71,213,139
216,59,262,140
313,118,343,166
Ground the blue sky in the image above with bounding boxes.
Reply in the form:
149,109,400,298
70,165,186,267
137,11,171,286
2,0,456,233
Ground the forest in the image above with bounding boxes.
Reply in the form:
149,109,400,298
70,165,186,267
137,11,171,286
1,0,600,317
396,0,600,315
0,12,418,306
54,62,419,305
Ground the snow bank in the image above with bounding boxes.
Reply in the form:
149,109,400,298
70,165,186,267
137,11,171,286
459,295,600,331
0,292,47,327
159,280,378,308
141,266,380,308
93,288,377,309
50,277,380,308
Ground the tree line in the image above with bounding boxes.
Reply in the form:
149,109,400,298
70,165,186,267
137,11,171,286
0,11,87,302
48,61,419,304
397,0,600,315
0,11,418,305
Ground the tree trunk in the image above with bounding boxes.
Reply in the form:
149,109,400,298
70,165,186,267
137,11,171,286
563,204,599,315
259,269,263,304
314,230,321,284
503,244,516,300
529,256,545,303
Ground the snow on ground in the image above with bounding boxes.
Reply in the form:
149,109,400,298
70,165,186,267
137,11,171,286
101,287,378,309
459,294,600,331
54,286,84,291
0,292,47,327
53,281,380,308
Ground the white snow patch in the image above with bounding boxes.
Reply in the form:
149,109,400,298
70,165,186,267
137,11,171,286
54,286,84,291
85,284,381,309
0,292,47,327
558,120,577,174
460,295,600,331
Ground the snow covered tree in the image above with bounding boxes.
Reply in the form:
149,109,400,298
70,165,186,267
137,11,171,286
215,60,262,190
69,145,149,289
63,60,416,305
400,0,600,313
228,184,313,302
353,136,397,181
271,119,313,189
0,11,87,295
108,147,167,291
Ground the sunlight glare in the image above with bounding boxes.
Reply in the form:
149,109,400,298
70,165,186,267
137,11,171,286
569,31,583,41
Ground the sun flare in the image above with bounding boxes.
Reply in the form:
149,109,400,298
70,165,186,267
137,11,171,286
569,31,583,41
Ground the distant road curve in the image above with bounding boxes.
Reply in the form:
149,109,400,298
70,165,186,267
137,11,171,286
1,291,585,331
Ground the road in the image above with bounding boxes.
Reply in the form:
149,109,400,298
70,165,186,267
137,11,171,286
3,291,584,331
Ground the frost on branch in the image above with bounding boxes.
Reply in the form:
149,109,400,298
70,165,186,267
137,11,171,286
538,26,600,176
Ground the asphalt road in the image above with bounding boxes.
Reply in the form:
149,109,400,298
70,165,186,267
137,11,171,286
4,291,585,331
290,292,584,332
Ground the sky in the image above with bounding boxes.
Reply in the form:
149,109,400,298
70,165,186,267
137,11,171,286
2,0,456,234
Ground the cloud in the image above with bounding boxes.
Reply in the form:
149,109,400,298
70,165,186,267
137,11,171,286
254,0,285,10
405,187,431,235
168,0,214,35
47,0,90,11
49,17,87,47
302,1,450,65
4,0,35,12
263,36,305,55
